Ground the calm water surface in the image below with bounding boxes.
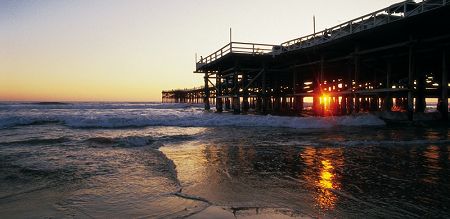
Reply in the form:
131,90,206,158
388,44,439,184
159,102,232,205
0,103,449,218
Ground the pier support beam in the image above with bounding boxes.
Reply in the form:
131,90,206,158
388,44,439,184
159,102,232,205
416,72,426,113
232,96,240,114
261,68,268,114
312,59,325,116
281,96,287,113
224,75,231,111
216,75,223,112
232,72,241,114
383,62,393,111
225,98,231,111
273,80,281,113
242,73,249,113
440,50,448,120
312,78,320,116
347,67,354,114
341,95,348,115
407,46,415,120
354,46,360,113
320,56,325,82
204,73,210,110
256,96,262,112
293,72,303,113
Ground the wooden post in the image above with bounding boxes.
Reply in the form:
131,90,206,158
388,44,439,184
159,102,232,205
320,56,325,82
262,68,268,114
256,95,262,112
416,70,426,113
273,80,281,113
354,46,360,113
407,46,414,120
242,73,249,113
225,98,231,110
341,95,347,115
251,96,256,109
224,76,231,111
313,77,320,116
347,64,354,114
313,59,325,116
204,73,210,110
384,62,393,111
293,71,297,107
232,72,240,114
293,71,304,112
441,50,448,120
216,74,223,112
281,96,287,113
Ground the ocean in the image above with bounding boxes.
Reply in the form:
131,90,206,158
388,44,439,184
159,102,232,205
0,102,449,218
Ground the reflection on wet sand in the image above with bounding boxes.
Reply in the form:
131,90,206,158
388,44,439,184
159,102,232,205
161,127,450,218
162,143,347,217
299,147,343,211
317,159,337,210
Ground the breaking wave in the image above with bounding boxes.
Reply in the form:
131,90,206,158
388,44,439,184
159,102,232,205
0,113,385,129
0,103,385,129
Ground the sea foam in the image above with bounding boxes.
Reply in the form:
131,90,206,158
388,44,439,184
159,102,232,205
0,103,385,129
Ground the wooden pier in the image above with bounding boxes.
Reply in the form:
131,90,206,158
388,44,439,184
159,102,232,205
162,86,216,106
163,0,450,120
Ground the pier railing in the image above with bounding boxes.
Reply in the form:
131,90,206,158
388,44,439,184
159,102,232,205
196,42,275,68
281,0,449,51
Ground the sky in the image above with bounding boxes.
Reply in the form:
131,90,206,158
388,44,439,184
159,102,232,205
0,0,400,102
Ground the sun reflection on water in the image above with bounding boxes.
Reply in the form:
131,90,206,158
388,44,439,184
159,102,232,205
300,147,342,210
319,160,334,189
317,159,338,210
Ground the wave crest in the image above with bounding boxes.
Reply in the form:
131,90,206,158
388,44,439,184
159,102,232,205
0,103,385,129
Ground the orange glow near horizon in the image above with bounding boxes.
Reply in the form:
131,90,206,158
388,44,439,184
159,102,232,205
0,77,167,102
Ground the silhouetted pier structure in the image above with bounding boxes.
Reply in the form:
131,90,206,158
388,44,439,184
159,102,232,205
162,86,216,106
164,0,450,120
